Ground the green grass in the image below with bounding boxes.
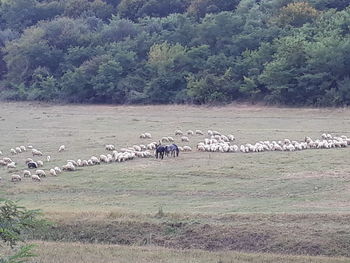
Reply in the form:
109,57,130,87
1,102,350,258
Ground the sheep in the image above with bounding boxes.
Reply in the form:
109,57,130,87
139,133,146,139
31,174,41,182
36,160,44,167
181,136,189,142
90,156,100,165
195,130,204,135
28,162,38,169
23,170,31,177
25,158,34,164
178,146,184,152
174,130,183,136
87,159,93,166
133,145,142,152
36,169,46,177
27,145,33,149
147,143,156,150
11,174,21,182
187,130,194,136
7,162,16,169
54,167,62,174
10,148,17,155
62,162,75,171
167,137,175,142
228,134,235,141
100,155,108,163
0,160,6,166
105,144,115,151
58,145,65,152
161,137,170,143
47,156,51,162
49,169,57,176
144,133,152,139
3,157,13,164
183,146,192,152
212,131,221,136
15,147,22,153
20,146,26,152
67,160,78,166
32,149,43,156
0,150,2,155
82,160,89,166
208,130,213,136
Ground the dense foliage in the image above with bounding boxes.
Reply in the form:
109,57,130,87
0,0,349,106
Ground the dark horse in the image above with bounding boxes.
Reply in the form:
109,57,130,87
155,144,166,159
165,144,179,157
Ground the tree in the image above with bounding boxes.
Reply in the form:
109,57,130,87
275,2,319,27
0,199,48,263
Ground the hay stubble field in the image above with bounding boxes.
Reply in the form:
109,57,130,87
1,102,350,262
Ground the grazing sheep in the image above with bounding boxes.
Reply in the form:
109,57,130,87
178,146,184,152
167,137,174,142
31,174,41,182
212,131,221,136
139,133,146,139
23,170,31,177
36,169,46,177
62,162,75,171
7,162,16,169
133,145,142,152
58,145,65,152
3,157,13,163
54,167,62,174
27,145,33,149
183,146,192,152
47,156,51,162
228,134,235,141
161,137,170,143
49,169,57,176
181,136,189,142
11,174,21,182
32,149,43,156
87,159,93,166
10,148,17,155
90,156,100,165
37,160,44,167
144,133,152,139
0,160,6,166
77,159,82,167
208,130,213,136
28,161,38,169
105,144,115,151
195,130,204,135
100,155,108,163
67,160,78,166
140,144,147,150
15,147,22,153
20,146,26,152
174,130,183,136
0,150,2,155
187,130,194,136
82,160,89,166
25,158,34,164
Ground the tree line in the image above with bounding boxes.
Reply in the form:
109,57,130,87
0,0,349,106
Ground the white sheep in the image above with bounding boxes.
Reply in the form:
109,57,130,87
31,174,41,182
195,130,204,135
3,157,13,163
10,148,17,155
105,144,115,151
27,145,33,149
0,160,6,166
167,137,174,142
174,130,183,136
82,160,89,166
100,154,108,163
32,149,43,156
144,133,152,139
90,156,100,165
228,134,235,141
7,162,16,169
133,145,142,152
25,158,34,164
37,160,44,167
49,169,57,176
183,146,192,152
208,130,213,136
161,137,170,143
47,156,51,162
36,169,46,177
67,160,78,166
0,150,2,155
139,133,146,139
62,162,75,171
23,170,31,177
11,174,21,182
15,147,22,153
181,136,189,142
54,167,62,174
58,145,65,152
20,145,26,152
187,130,194,136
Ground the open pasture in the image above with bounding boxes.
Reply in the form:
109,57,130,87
1,102,350,259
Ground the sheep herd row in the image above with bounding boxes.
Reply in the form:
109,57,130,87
0,129,349,184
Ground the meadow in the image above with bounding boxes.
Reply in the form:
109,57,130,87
1,102,350,262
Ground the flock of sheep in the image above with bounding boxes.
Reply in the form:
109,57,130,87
0,128,349,184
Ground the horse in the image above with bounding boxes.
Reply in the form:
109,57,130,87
155,144,166,160
165,144,179,157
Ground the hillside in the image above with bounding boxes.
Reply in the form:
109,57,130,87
0,0,349,106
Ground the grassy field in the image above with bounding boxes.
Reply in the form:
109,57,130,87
1,102,350,260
